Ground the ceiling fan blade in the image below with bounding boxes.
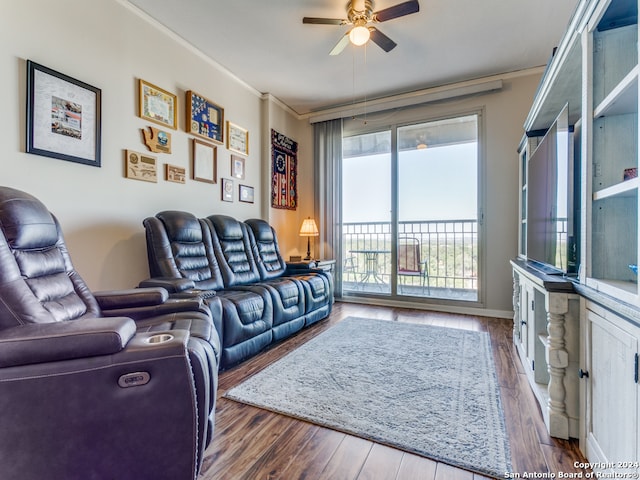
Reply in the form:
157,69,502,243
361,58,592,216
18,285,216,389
329,33,351,56
303,17,347,25
373,0,419,22
369,27,397,52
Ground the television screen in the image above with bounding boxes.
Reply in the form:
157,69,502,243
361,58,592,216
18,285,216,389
526,104,576,275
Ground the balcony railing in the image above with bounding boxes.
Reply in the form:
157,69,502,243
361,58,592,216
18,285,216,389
342,219,478,301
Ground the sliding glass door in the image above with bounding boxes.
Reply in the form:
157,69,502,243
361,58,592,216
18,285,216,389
342,114,479,302
342,130,392,294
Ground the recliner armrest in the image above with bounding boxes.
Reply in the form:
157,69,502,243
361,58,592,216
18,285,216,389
286,261,317,270
100,297,208,320
285,265,324,276
95,285,209,320
138,277,196,293
93,287,169,310
0,317,136,368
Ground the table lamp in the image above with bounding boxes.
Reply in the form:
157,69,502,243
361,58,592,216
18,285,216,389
299,217,319,261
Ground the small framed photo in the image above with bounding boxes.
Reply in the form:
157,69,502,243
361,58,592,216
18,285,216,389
138,79,177,130
165,164,186,184
239,184,254,203
221,178,234,202
231,155,245,180
125,150,157,182
227,121,249,156
186,90,224,144
192,138,217,184
26,60,101,167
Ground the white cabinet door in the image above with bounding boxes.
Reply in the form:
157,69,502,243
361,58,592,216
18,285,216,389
585,307,639,467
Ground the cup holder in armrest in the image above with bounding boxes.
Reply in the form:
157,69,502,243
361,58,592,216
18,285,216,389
146,333,174,344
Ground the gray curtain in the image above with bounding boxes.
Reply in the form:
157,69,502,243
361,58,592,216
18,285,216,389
313,118,343,297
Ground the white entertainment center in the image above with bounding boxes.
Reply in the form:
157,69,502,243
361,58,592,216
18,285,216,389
513,0,640,470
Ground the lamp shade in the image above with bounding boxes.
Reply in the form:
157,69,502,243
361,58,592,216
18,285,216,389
349,25,370,46
299,218,319,237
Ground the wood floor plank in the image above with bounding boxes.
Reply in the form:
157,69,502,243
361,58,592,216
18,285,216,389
319,435,373,480
396,453,437,480
278,427,347,479
200,405,298,479
540,442,590,477
201,302,587,480
499,381,549,474
434,462,474,480
199,402,274,476
356,443,405,480
237,421,319,479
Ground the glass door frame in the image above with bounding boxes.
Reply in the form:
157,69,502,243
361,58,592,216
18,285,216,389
340,108,485,306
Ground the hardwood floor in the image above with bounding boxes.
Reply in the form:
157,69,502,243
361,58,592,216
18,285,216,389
199,302,587,480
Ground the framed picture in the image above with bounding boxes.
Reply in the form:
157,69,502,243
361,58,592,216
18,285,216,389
227,121,249,156
125,150,157,182
165,164,186,184
239,184,254,203
26,60,101,167
221,178,234,202
192,139,217,184
186,90,224,144
231,155,245,180
138,79,177,130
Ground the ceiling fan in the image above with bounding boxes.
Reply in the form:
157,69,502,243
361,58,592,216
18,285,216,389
303,0,420,55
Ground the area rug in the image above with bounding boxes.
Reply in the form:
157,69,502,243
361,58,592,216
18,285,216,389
224,317,512,478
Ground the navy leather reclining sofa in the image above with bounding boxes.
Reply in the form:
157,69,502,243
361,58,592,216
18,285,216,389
142,211,333,369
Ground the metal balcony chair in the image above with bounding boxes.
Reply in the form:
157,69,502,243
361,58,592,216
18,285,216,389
343,255,360,287
397,237,430,294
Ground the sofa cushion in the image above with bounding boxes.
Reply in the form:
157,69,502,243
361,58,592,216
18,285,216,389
245,218,286,279
157,210,203,243
145,212,225,290
206,216,261,286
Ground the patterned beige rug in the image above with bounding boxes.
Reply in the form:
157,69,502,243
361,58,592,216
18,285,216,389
225,317,512,478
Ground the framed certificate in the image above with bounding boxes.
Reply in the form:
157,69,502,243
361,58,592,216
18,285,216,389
26,60,101,166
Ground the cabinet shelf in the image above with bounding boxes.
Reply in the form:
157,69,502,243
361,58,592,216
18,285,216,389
605,279,638,294
593,177,639,200
594,65,638,118
587,277,638,308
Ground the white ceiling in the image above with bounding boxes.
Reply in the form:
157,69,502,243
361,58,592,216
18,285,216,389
126,0,579,116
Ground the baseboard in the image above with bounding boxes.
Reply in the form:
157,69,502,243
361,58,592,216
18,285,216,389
337,296,514,319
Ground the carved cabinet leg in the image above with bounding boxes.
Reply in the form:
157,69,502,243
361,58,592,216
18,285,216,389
546,294,570,439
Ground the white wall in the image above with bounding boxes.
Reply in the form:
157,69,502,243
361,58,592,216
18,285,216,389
0,0,302,290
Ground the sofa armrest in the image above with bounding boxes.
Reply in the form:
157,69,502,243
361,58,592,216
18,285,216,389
138,277,196,293
286,261,328,276
286,260,317,270
100,297,208,320
0,317,136,368
95,284,211,320
286,265,325,276
93,287,169,310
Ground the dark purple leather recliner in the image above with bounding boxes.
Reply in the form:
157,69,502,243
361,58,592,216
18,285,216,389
0,187,219,480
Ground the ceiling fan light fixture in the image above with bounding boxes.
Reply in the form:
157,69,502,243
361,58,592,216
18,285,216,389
349,24,370,46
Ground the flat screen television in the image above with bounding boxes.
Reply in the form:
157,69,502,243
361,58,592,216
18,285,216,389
526,104,578,276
